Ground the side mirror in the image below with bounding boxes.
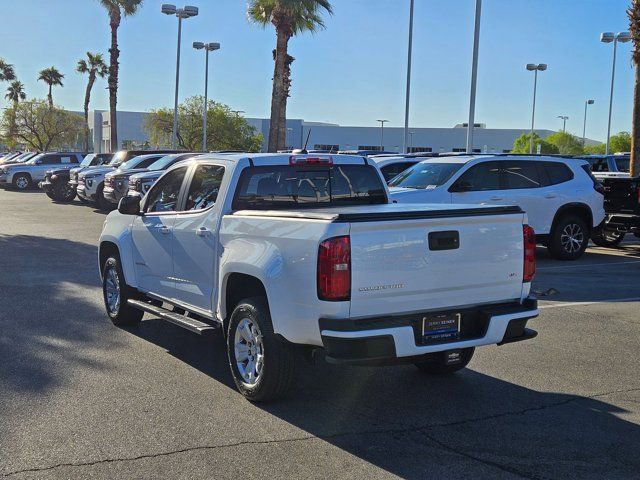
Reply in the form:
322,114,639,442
35,159,42,165
118,195,141,215
453,180,473,192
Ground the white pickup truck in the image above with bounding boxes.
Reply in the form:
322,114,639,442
99,153,538,402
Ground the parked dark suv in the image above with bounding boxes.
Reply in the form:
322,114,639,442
40,153,113,202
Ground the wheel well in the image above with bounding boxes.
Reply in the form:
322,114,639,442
551,204,593,234
99,241,119,279
224,273,268,331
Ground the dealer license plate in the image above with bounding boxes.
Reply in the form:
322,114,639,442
422,313,461,342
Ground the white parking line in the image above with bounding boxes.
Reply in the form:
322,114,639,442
537,260,640,271
539,297,640,309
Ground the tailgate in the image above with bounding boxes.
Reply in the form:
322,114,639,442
349,210,526,318
603,178,640,214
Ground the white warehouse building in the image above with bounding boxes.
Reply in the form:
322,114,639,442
87,110,598,154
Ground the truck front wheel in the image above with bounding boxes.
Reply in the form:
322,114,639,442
414,347,475,375
227,297,296,402
102,255,143,326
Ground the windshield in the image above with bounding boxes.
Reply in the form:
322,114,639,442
108,151,127,167
388,162,464,189
80,154,96,167
615,157,630,172
148,155,179,171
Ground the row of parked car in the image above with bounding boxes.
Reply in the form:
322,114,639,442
1,148,638,260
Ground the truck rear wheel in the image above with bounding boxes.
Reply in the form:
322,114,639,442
414,347,475,375
226,297,296,402
102,255,143,326
591,229,626,248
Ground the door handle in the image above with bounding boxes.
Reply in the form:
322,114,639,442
490,196,504,201
196,226,210,237
159,226,171,235
544,194,557,199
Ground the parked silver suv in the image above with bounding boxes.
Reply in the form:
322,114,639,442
0,152,84,190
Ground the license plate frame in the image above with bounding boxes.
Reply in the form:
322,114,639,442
422,313,461,342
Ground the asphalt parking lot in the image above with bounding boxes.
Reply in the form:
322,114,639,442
1,188,639,480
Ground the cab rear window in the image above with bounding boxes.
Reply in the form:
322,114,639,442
233,164,387,210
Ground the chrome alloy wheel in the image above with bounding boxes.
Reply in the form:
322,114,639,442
560,223,585,253
104,265,121,315
234,318,264,386
15,176,29,189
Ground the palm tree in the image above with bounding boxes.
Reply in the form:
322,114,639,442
77,52,108,152
38,67,64,107
5,80,26,106
248,0,333,152
629,0,640,176
0,58,16,84
99,0,144,152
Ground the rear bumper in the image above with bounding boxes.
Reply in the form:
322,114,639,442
320,297,538,364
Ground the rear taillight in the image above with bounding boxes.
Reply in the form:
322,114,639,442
318,236,351,301
523,225,536,283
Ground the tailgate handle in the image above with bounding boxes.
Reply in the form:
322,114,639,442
428,231,460,251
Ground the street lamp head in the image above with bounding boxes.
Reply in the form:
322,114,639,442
587,99,595,105
183,5,199,17
192,41,205,50
526,64,537,71
601,32,615,43
161,4,177,15
537,64,547,71
617,31,631,43
206,42,221,51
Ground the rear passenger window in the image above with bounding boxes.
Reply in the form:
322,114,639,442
454,162,501,191
185,165,225,211
503,161,541,189
42,155,61,165
542,162,574,186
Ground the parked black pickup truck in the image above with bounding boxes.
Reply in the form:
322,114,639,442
40,153,113,202
591,176,640,247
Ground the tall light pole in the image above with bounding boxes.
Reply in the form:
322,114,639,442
557,115,569,132
582,99,595,146
526,63,547,154
466,0,482,154
193,41,220,152
403,0,414,154
162,4,199,149
409,131,414,152
601,31,631,155
377,120,388,151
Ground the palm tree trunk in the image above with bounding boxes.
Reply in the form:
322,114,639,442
48,85,53,108
108,8,121,153
630,0,640,177
268,29,291,152
84,73,96,152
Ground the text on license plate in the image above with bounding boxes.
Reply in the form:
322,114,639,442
422,313,461,341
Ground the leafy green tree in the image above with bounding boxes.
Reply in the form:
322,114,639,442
38,67,64,107
511,133,559,154
99,0,144,152
584,132,631,154
248,0,333,152
546,131,584,155
1,100,84,151
77,52,108,151
144,96,263,152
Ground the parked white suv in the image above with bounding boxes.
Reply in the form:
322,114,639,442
0,152,84,190
389,155,605,260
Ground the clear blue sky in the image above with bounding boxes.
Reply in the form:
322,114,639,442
0,0,634,142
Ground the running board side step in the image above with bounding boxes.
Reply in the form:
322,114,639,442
127,299,218,335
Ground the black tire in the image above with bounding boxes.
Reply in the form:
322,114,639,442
53,182,76,202
414,347,475,375
548,215,589,260
96,183,111,211
102,255,143,326
45,189,55,200
226,297,296,402
12,173,31,190
78,195,91,205
591,228,626,248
